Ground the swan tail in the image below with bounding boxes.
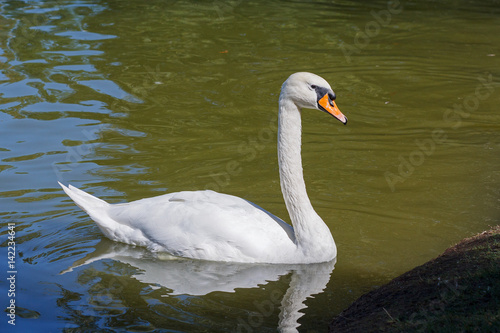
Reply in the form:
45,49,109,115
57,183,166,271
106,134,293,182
58,182,151,247
59,181,109,211
58,182,117,237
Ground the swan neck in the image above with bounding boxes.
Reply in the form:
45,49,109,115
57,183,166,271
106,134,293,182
277,96,336,261
277,99,320,236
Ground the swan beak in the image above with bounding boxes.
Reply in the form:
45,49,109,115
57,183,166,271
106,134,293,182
318,94,347,124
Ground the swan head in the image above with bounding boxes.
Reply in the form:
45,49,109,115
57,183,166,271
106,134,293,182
280,72,347,124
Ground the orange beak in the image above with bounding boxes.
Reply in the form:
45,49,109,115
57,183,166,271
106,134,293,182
318,93,347,124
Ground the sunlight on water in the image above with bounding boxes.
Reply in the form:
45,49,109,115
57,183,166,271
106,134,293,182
1,0,499,331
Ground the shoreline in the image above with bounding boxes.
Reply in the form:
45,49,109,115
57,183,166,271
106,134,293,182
329,225,500,332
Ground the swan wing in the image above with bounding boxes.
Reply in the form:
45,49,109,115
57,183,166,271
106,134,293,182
60,182,296,263
108,190,296,262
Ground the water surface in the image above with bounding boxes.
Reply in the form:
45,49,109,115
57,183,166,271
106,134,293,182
1,0,500,331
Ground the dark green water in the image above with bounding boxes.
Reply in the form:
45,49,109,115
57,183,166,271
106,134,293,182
1,0,500,331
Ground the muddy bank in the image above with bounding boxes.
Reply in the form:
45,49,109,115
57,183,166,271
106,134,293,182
329,226,500,332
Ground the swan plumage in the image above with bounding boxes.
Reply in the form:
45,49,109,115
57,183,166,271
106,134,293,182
60,72,347,264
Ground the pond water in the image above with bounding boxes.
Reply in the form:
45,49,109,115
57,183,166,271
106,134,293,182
1,0,500,331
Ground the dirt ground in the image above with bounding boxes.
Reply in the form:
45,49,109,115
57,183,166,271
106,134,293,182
329,226,500,332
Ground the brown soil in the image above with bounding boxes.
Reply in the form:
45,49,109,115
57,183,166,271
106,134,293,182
329,226,500,333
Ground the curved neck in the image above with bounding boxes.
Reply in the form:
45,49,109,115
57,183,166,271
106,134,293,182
277,98,333,251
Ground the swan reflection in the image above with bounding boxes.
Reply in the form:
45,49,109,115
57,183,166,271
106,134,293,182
63,239,335,332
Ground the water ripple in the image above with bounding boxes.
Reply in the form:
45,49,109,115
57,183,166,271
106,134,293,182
55,30,117,41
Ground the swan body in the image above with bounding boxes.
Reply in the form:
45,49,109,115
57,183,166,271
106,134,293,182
60,72,347,264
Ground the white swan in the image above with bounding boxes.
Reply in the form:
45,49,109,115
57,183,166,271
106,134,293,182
59,72,347,264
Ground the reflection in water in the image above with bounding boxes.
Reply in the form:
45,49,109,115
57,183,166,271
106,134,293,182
62,239,335,332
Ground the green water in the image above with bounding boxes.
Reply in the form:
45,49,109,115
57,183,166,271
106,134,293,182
1,0,500,331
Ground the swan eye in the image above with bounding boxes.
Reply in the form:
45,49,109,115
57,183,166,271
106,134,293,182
310,84,317,90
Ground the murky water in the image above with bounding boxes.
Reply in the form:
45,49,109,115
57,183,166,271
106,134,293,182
1,0,500,331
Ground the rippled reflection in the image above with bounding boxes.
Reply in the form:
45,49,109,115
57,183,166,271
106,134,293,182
61,239,335,332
